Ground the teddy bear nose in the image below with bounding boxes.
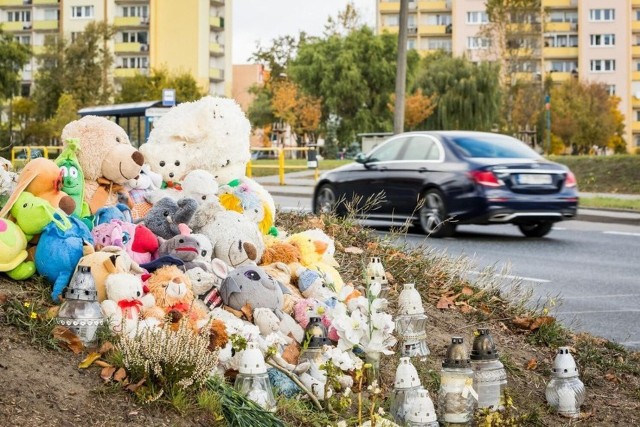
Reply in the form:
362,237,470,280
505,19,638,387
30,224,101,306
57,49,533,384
131,151,144,166
172,277,181,284
169,172,175,178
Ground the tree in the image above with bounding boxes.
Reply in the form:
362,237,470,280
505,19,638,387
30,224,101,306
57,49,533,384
414,52,501,130
7,97,51,145
249,35,305,81
116,67,206,103
550,79,623,154
246,84,275,129
388,89,437,131
48,93,79,141
0,28,30,102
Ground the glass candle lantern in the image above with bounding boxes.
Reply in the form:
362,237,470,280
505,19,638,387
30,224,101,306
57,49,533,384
395,283,430,358
470,328,507,410
438,337,477,425
545,347,585,418
390,357,422,424
366,256,389,298
55,266,104,346
299,316,331,365
406,388,439,427
234,342,277,412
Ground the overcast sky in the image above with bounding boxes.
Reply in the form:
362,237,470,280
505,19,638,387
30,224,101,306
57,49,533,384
232,0,377,64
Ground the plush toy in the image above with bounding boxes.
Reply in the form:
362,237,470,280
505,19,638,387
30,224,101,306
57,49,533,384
0,218,36,280
191,203,265,267
55,138,91,219
60,115,144,214
92,220,159,265
260,238,301,265
147,169,219,206
125,164,162,220
77,245,145,302
191,233,214,264
296,267,338,307
189,259,231,312
139,197,198,240
9,191,71,242
94,203,133,225
0,156,18,209
143,96,251,186
35,214,93,302
143,265,207,329
287,232,344,291
157,233,211,271
261,262,301,314
101,273,157,336
219,177,277,236
299,228,340,267
220,264,285,312
0,158,76,218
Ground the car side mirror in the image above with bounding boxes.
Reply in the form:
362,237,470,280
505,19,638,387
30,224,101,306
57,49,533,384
354,152,367,164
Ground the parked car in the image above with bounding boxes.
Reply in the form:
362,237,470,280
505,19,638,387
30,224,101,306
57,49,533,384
251,149,279,160
312,131,578,238
15,148,44,160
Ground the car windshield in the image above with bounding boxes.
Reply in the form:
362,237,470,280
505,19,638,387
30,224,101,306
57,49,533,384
448,134,541,159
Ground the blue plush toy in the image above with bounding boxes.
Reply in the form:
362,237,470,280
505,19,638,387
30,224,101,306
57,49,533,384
93,203,133,226
35,213,93,302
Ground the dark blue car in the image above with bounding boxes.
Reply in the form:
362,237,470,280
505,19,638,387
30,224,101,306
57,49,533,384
313,131,578,238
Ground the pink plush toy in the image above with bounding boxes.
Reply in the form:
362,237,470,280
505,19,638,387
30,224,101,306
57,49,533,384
293,298,338,341
92,219,159,265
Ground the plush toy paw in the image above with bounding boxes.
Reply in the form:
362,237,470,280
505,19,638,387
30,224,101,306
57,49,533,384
6,261,36,281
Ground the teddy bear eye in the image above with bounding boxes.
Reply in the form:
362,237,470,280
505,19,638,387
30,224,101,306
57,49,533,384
175,160,180,166
225,159,230,166
201,195,207,200
244,270,260,281
201,250,207,257
178,239,184,244
116,137,121,143
159,161,166,167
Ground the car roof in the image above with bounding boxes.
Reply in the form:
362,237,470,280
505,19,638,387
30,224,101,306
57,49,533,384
398,130,511,139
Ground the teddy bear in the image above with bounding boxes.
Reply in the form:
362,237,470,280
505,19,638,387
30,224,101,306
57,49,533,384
260,262,301,314
142,96,251,185
0,158,76,218
147,169,219,206
139,197,198,240
125,164,163,220
60,115,144,214
76,245,145,302
101,272,158,336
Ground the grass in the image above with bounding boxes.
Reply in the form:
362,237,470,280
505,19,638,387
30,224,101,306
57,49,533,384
551,154,640,194
246,158,350,177
579,196,640,212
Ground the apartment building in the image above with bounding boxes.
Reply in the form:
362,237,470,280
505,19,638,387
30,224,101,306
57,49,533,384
377,0,640,152
0,0,232,98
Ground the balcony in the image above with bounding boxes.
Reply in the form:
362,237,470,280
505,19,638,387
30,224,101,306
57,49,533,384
545,22,575,32
209,42,224,56
209,16,224,30
418,1,450,12
542,0,577,8
115,68,148,78
114,42,149,53
548,71,571,82
543,46,578,58
1,21,30,31
381,25,399,34
632,121,640,133
33,20,58,30
633,45,640,57
114,16,148,27
0,0,26,6
379,1,399,12
32,45,45,54
633,21,640,33
209,67,224,81
33,0,58,4
419,24,447,35
634,98,640,109
633,71,640,81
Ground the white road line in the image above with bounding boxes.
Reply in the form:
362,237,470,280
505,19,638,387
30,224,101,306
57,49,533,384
562,293,640,300
558,309,640,314
603,231,640,237
469,271,551,283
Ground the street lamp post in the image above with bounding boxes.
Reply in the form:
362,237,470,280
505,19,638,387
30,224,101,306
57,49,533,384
545,94,551,155
394,0,409,134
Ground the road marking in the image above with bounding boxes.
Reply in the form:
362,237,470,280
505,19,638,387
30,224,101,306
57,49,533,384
469,271,551,283
562,293,640,300
557,309,640,314
603,231,640,237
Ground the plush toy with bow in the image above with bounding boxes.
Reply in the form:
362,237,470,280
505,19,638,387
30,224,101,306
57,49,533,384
101,272,157,336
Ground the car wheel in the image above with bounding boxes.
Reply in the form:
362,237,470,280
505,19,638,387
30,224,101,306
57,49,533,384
314,184,337,214
517,221,553,238
418,189,456,238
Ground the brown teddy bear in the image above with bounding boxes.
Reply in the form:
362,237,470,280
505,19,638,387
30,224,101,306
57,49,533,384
60,116,144,214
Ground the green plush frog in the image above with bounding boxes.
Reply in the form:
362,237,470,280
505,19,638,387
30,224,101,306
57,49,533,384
10,192,71,241
56,138,91,219
0,217,35,280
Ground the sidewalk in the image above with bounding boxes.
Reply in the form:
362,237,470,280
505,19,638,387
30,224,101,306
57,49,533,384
255,171,640,226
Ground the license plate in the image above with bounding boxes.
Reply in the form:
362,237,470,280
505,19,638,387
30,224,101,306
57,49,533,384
517,174,552,185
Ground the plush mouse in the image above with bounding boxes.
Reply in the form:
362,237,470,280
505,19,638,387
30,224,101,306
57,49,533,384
60,115,144,214
139,197,198,240
101,272,157,336
0,158,76,219
220,264,285,312
125,164,162,220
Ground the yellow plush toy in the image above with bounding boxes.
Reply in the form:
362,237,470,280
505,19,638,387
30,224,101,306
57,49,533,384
286,232,344,291
219,177,277,236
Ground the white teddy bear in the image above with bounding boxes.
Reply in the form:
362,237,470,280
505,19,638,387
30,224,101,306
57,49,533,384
100,273,158,337
147,169,220,206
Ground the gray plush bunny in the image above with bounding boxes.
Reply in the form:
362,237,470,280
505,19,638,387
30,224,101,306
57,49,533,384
139,197,198,240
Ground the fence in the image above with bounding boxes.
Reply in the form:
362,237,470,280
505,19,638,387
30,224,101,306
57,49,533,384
10,146,64,169
246,146,319,185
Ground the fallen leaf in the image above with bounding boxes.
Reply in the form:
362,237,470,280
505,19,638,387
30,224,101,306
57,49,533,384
52,326,84,354
114,367,127,382
0,293,8,304
101,366,116,381
98,341,114,355
526,358,538,370
437,295,456,309
240,303,253,322
529,316,555,331
366,242,378,251
456,301,474,314
95,360,112,368
343,246,363,254
45,306,59,319
78,352,102,369
604,373,619,383
125,378,146,393
306,217,325,230
461,286,474,296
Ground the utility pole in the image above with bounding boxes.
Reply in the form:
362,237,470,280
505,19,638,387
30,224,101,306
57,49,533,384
393,0,409,134
545,94,551,155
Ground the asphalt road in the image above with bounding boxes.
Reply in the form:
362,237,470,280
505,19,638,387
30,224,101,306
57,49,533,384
272,195,640,350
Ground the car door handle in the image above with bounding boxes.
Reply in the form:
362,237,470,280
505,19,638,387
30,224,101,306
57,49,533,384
419,167,428,172
379,166,388,171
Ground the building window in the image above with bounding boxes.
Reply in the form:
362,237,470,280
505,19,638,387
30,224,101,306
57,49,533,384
423,38,451,52
422,13,451,26
407,39,416,50
70,32,81,42
545,34,578,47
549,11,578,23
7,10,31,22
590,34,615,47
590,59,616,72
467,11,488,24
119,56,148,69
607,85,616,96
43,8,58,20
122,5,148,18
121,31,148,44
549,60,577,73
635,9,640,21
14,35,31,45
467,37,491,50
589,9,615,22
71,6,94,19
635,110,640,121
382,14,399,26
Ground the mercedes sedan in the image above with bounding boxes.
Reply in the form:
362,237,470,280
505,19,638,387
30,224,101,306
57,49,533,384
312,131,578,238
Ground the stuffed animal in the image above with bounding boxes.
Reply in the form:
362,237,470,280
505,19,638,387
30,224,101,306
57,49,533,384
101,273,157,336
220,264,285,312
92,220,159,265
55,138,91,219
296,267,338,307
0,156,18,209
189,259,231,312
157,233,211,271
261,262,301,314
143,265,207,329
0,158,76,218
143,96,251,186
219,177,277,236
299,228,340,267
60,115,144,214
9,191,71,242
287,232,344,291
191,233,213,264
147,169,219,206
125,164,162,220
94,203,133,225
77,245,145,302
139,197,198,240
0,218,36,280
260,238,301,265
35,214,93,302
191,203,264,267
